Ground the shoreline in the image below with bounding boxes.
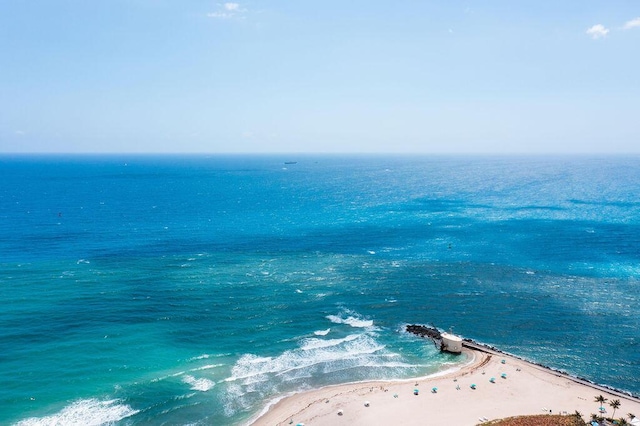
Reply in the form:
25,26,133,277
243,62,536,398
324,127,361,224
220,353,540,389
247,348,479,425
250,344,640,426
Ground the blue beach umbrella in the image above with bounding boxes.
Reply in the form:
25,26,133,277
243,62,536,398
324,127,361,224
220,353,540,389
432,387,438,393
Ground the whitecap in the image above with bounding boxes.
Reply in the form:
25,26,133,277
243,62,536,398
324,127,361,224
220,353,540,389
15,398,138,426
182,375,216,392
300,334,359,351
189,354,211,361
191,363,224,371
326,314,374,328
314,328,330,336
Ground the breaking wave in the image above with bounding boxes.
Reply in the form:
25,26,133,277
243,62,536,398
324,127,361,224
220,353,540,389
326,311,374,328
219,311,417,417
15,398,138,426
182,375,216,392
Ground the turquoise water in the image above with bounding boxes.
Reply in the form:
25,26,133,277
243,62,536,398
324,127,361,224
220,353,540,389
1,155,638,425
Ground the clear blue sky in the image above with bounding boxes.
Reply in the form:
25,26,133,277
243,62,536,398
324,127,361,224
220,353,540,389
1,1,638,154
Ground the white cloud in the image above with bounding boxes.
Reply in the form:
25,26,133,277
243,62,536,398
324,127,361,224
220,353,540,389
586,24,609,39
14,130,25,136
623,17,640,30
208,2,245,19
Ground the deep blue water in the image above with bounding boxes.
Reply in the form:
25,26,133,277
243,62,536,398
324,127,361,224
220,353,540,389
0,155,638,425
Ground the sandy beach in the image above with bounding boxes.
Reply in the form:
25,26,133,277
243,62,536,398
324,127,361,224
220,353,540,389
251,346,640,426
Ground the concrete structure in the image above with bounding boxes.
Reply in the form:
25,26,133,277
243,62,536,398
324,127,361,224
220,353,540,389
440,332,463,353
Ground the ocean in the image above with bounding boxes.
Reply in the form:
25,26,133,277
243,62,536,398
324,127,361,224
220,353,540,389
0,154,638,425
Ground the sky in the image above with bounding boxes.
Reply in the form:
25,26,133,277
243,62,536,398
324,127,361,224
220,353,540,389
1,1,639,154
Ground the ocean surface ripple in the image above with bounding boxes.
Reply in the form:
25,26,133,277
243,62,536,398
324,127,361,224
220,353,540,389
0,155,638,425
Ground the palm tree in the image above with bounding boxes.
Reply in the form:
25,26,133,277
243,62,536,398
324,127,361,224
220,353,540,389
573,411,587,425
629,413,636,421
618,418,629,426
595,395,608,414
609,399,621,420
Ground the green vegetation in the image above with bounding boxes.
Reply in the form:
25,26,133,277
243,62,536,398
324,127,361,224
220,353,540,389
480,414,585,426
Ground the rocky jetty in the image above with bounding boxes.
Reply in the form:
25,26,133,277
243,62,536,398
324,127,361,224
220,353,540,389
406,324,443,350
406,324,442,339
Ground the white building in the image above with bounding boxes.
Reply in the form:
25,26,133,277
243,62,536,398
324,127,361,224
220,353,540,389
440,332,463,353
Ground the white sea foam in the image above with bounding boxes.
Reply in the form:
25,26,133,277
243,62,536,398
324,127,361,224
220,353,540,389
150,369,189,383
221,332,396,417
15,398,138,426
219,308,422,417
300,334,359,351
183,375,216,392
189,354,211,361
326,314,373,328
226,333,386,385
191,363,224,371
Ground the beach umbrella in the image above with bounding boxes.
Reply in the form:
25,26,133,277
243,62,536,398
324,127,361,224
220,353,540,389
432,387,438,393
470,384,476,389
364,401,370,407
501,373,507,379
413,388,419,395
490,377,495,383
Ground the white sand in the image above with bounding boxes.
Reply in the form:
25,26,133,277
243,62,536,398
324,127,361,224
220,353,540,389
250,348,640,425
